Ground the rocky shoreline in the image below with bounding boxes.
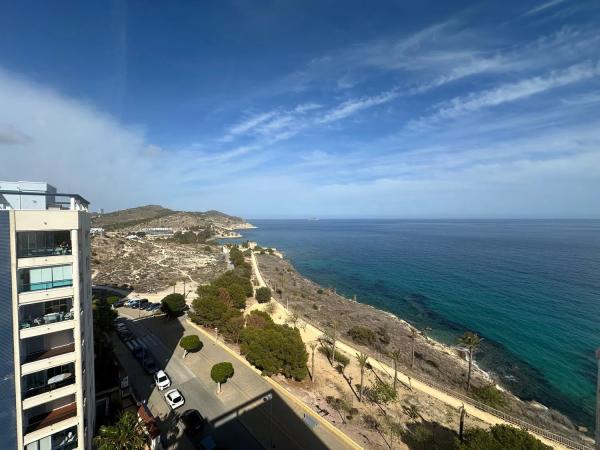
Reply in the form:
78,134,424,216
255,252,591,445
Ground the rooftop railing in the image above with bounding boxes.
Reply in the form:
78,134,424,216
0,189,89,211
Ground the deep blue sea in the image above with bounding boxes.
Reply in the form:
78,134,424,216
229,220,600,427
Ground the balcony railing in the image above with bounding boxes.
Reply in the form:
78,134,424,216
23,373,75,399
20,309,74,330
25,402,77,434
21,279,73,292
18,245,72,258
25,343,75,364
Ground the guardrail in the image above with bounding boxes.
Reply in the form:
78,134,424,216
370,351,593,450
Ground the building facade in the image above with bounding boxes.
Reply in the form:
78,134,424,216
0,182,95,450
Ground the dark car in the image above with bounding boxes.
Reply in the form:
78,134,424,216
181,409,205,435
142,355,159,374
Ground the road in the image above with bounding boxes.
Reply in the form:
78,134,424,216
115,307,352,449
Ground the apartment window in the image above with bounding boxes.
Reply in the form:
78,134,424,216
17,231,71,258
19,265,73,292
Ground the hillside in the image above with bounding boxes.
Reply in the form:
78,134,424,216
91,205,252,231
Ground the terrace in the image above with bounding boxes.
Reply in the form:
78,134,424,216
25,398,77,435
22,363,76,400
19,298,74,330
17,230,72,258
18,265,73,293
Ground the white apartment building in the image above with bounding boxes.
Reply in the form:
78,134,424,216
0,181,95,450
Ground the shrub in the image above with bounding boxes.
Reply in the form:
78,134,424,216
366,380,397,404
472,384,508,409
362,414,381,431
456,424,552,450
255,287,272,303
179,335,203,357
161,293,186,317
106,295,120,305
347,326,377,346
318,344,350,367
317,289,324,295
240,323,308,380
246,310,274,329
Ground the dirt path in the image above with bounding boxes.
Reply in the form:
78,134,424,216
249,251,572,450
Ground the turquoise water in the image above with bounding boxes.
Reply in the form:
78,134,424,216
230,220,600,427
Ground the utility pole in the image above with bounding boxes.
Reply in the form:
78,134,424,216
596,349,600,450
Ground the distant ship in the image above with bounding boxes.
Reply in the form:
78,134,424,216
308,217,319,221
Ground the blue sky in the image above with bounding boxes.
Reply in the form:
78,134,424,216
1,0,599,218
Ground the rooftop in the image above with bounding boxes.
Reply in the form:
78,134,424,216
0,181,89,211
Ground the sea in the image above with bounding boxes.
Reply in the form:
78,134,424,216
226,219,600,427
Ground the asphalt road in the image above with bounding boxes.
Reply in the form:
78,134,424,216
115,307,345,450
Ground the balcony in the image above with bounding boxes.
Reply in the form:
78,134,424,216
23,363,76,400
17,230,72,259
24,397,77,436
20,298,74,331
18,265,73,294
25,343,76,364
24,425,77,450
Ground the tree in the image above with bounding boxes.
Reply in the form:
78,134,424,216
390,348,402,392
309,342,318,384
255,286,271,303
227,284,247,309
456,424,552,450
366,380,397,405
246,310,273,329
356,352,369,402
409,326,418,369
325,321,339,367
211,362,234,394
161,293,186,318
458,332,482,391
179,335,203,358
94,410,147,449
286,312,300,328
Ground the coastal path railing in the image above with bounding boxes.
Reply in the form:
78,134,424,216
371,352,593,450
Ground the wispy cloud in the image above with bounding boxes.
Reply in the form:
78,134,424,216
524,0,569,17
318,90,399,123
410,61,600,128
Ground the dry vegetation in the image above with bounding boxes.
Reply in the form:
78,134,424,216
91,236,227,293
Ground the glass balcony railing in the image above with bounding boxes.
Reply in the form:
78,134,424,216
18,246,72,258
23,373,76,399
20,309,74,330
21,279,73,292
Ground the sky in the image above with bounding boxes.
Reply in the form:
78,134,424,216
0,0,599,218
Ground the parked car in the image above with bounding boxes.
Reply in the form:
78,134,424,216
181,409,205,435
142,355,159,374
154,370,171,390
165,389,185,409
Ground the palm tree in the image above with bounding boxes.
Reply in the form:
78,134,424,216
405,403,420,422
458,331,482,391
309,342,318,384
325,321,338,366
390,349,402,391
356,352,369,402
409,326,418,369
94,410,147,449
